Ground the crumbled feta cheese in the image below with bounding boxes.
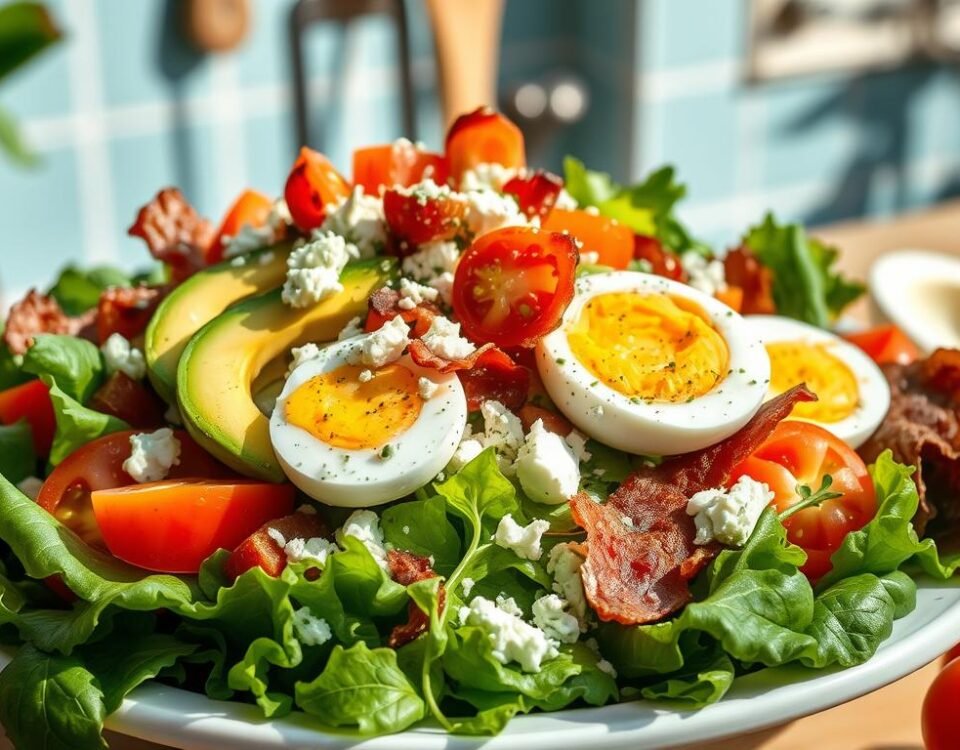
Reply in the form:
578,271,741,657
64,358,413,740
401,241,460,305
281,231,359,308
418,376,439,400
554,188,579,211
337,510,389,569
464,188,528,237
358,369,374,383
547,542,589,627
564,430,592,463
580,251,600,265
123,428,181,483
292,607,333,647
461,577,475,597
681,251,727,297
267,528,339,567
288,343,322,375
258,251,276,266
101,333,146,381
223,223,275,257
495,593,524,617
320,186,386,258
337,315,364,340
586,637,617,678
16,476,43,500
459,595,558,673
494,514,551,561
447,424,485,473
395,177,466,206
516,419,581,505
397,277,439,311
532,594,581,645
480,400,525,460
349,315,409,368
420,316,475,360
459,162,518,192
686,475,773,547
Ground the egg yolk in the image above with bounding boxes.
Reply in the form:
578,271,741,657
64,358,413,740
285,364,422,450
766,341,859,423
567,292,729,403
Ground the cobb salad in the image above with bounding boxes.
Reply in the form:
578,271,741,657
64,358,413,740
0,108,959,748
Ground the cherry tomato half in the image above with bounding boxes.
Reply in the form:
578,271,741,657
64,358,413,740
352,143,447,196
503,170,563,221
730,420,876,580
544,209,634,269
844,324,919,366
445,107,525,182
923,656,960,750
283,147,351,232
453,227,578,349
0,379,55,457
383,187,466,250
206,189,274,263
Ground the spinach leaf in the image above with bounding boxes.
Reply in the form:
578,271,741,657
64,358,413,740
48,266,130,316
23,335,104,404
43,378,128,466
0,420,34,483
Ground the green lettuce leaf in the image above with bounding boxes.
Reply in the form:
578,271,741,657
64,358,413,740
43,378,128,466
0,421,35,484
381,494,461,576
639,648,736,706
22,335,104,404
48,266,130,316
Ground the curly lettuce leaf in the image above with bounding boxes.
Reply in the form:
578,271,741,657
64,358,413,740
381,494,461,576
22,335,104,404
43,378,128,466
638,648,736,706
48,266,130,316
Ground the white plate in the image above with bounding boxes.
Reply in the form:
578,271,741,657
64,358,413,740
5,575,954,750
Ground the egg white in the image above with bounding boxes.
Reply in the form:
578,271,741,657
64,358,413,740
742,315,890,449
536,271,771,456
270,339,467,507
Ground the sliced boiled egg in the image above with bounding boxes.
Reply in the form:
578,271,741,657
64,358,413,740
270,339,467,507
536,271,770,456
742,315,890,449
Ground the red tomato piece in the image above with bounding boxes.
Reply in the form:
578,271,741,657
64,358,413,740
543,209,634,270
730,420,876,580
383,186,467,251
0,379,55,456
453,227,578,348
92,480,295,573
206,189,274,263
503,170,563,220
88,372,167,429
923,655,960,750
283,147,351,232
445,107,525,182
633,234,686,281
844,324,919,366
96,286,166,344
943,642,960,666
225,511,330,579
352,142,448,196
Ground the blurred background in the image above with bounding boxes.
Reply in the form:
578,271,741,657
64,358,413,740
3,0,960,302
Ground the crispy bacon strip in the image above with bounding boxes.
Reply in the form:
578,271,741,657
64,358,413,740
724,246,776,316
128,188,214,281
571,384,816,625
96,285,167,344
387,549,446,648
3,290,96,355
364,287,439,338
89,372,167,429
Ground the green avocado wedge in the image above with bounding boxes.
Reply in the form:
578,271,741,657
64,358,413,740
145,243,293,403
177,258,398,481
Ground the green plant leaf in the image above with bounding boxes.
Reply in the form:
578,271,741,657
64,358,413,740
24,335,104,404
0,1,62,81
0,420,35,483
381,494,461,576
0,104,36,166
48,266,130,316
43,378,128,466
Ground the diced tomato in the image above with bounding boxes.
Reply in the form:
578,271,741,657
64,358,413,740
518,404,573,436
225,511,330,579
383,186,466,251
92,480,295,573
88,372,167,429
283,147,351,232
503,171,563,221
633,234,686,281
445,107,525,182
0,379,55,457
543,209,634,269
844,324,919,366
453,226,578,349
715,285,744,312
730,421,876,581
206,189,274,263
96,286,166,344
352,142,448,196
923,655,960,750
723,246,776,315
37,429,234,550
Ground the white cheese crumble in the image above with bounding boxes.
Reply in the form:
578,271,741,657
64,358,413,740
480,400,525,460
397,277,439,310
464,188,529,237
564,430,592,463
281,231,358,308
459,162,518,192
532,594,581,645
337,315,364,340
320,186,386,258
401,240,460,306
337,510,389,570
580,250,600,265
123,428,181,483
547,542,589,627
394,177,465,205
101,333,146,381
494,514,551,561
288,343,322,375
267,528,339,567
223,198,290,258
292,607,333,647
418,376,439,400
458,595,558,673
446,424,486,473
516,419,581,505
586,637,617,678
16,476,43,500
349,315,410,369
554,188,579,211
420,316,475,360
681,251,727,297
358,369,374,383
686,475,773,547
461,577,476,597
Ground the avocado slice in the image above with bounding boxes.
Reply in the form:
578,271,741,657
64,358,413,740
145,244,293,403
177,258,397,481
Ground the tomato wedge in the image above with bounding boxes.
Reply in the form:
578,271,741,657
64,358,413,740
452,227,578,348
543,209,634,269
844,324,919,366
353,142,447,196
0,379,55,456
445,107,525,182
383,187,466,250
923,655,960,750
503,170,563,220
206,189,274,263
283,147,351,232
92,480,295,573
730,420,876,580
37,429,234,549
225,511,330,579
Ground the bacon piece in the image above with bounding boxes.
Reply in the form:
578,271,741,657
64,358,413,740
96,285,167,344
387,549,446,648
571,384,816,625
407,338,494,373
128,188,214,282
518,404,573,437
224,511,329,580
723,246,776,315
3,290,96,355
89,372,167,429
364,286,439,338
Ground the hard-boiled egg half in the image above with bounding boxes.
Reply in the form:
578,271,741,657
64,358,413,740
537,271,771,455
270,337,467,507
742,315,890,448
